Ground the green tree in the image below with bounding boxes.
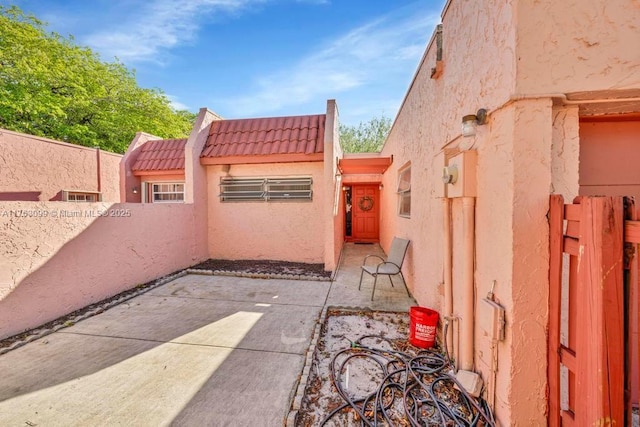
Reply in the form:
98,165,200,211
339,115,392,153
0,6,195,153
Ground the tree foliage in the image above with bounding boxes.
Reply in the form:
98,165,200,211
339,115,392,153
0,6,195,153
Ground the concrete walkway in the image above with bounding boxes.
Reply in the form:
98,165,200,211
0,243,415,426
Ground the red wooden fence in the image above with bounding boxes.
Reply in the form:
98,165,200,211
548,195,637,426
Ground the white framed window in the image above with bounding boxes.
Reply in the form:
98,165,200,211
220,177,312,202
62,190,101,202
151,183,184,203
397,164,411,217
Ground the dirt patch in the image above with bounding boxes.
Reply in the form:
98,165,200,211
295,308,495,426
191,258,332,279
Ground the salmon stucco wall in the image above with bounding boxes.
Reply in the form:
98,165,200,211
206,162,325,265
0,128,122,202
0,201,208,340
325,100,343,272
551,106,580,199
98,151,122,202
380,0,517,306
516,0,640,95
378,0,556,423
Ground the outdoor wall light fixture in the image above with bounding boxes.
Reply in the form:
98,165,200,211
342,185,349,192
378,184,384,190
132,187,138,194
461,108,488,137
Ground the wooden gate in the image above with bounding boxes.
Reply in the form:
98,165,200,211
548,195,639,426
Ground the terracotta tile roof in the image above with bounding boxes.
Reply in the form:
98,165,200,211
132,138,187,172
201,114,325,158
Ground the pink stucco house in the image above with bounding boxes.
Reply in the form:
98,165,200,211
120,100,343,270
120,0,640,423
2,0,638,424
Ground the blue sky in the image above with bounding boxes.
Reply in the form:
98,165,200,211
7,0,445,126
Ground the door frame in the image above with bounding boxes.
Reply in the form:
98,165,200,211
345,183,380,243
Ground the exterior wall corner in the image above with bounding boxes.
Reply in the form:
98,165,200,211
119,132,161,203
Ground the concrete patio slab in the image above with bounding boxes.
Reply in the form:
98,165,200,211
171,349,303,426
0,243,415,426
0,275,327,426
67,294,322,354
327,242,416,311
147,274,330,306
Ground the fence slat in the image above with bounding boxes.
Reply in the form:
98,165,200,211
624,220,640,244
559,346,576,372
561,410,575,426
563,237,580,256
566,220,580,239
624,199,638,421
576,197,624,426
564,204,581,221
548,194,564,427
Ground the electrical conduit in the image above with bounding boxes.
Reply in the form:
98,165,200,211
460,196,476,371
443,198,455,362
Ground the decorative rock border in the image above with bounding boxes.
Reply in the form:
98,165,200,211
185,268,332,282
0,270,187,356
286,306,329,427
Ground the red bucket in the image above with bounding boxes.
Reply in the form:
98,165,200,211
409,306,439,348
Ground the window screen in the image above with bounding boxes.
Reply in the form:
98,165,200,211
220,177,312,202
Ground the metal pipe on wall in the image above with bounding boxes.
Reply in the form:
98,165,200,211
460,196,476,371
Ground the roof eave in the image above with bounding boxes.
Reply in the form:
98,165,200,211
200,153,324,165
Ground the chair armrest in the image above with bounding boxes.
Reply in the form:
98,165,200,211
375,261,402,274
363,254,385,265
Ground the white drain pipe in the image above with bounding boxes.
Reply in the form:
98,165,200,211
443,198,454,360
460,197,476,371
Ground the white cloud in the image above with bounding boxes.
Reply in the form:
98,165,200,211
223,7,439,119
84,0,262,62
166,95,190,111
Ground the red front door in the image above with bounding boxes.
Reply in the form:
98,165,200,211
352,185,379,242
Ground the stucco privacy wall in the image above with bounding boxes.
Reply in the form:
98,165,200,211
0,128,122,202
206,162,325,264
515,0,640,94
325,100,343,272
0,201,208,340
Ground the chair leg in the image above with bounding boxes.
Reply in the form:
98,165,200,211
371,274,378,301
358,268,365,290
399,272,410,297
388,275,395,287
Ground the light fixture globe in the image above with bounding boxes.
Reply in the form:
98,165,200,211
461,114,477,137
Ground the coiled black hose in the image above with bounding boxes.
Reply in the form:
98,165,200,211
319,335,495,426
